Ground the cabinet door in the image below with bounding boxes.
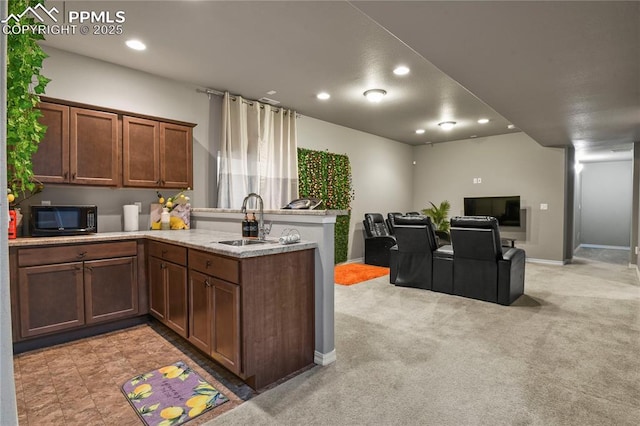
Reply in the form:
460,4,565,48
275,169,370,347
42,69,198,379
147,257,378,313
18,262,84,338
84,257,138,324
188,270,212,354
210,277,241,374
148,256,166,321
160,122,192,189
165,261,188,338
70,108,120,186
33,102,70,183
123,116,160,187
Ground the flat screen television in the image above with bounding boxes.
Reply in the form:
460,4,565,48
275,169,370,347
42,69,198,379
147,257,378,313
463,196,521,227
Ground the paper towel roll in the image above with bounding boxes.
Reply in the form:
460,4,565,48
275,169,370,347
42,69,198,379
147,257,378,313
123,205,139,232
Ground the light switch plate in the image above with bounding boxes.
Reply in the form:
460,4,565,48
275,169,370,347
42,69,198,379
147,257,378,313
540,203,548,210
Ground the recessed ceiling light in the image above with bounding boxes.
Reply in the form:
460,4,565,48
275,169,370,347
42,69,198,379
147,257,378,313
438,121,456,130
125,39,146,51
363,89,387,103
316,92,330,100
393,66,410,76
477,118,490,124
415,129,425,134
267,90,277,95
470,135,478,138
507,124,516,129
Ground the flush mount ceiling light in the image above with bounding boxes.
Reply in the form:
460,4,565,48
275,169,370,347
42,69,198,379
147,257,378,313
316,92,331,100
415,129,425,134
438,121,456,130
363,89,387,103
125,39,146,51
477,118,490,124
393,66,410,76
507,124,516,129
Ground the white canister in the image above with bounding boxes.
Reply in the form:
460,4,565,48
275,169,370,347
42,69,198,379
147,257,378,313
123,205,139,232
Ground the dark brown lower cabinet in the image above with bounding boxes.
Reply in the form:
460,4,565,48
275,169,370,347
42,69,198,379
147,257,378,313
147,241,188,338
188,270,241,374
18,262,85,338
187,248,314,390
12,241,140,341
84,257,138,324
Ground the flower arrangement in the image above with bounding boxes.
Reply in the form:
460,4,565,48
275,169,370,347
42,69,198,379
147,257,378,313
151,188,191,230
156,188,190,212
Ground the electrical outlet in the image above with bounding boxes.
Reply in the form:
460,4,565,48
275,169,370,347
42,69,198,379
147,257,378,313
473,178,478,184
477,177,482,183
134,202,142,213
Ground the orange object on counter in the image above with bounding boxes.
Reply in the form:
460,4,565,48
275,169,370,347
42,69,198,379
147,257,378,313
8,209,17,239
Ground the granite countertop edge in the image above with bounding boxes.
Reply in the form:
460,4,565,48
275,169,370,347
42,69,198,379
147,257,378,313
8,229,317,258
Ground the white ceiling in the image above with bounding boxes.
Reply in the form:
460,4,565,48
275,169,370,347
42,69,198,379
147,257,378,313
41,1,639,156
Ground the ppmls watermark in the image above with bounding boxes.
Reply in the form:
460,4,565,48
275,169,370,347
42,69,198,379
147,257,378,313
1,4,126,36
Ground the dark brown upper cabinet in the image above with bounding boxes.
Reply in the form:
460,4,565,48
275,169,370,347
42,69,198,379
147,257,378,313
35,97,195,189
123,117,193,189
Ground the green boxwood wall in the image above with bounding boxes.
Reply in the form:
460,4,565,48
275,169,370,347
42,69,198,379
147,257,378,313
298,148,353,264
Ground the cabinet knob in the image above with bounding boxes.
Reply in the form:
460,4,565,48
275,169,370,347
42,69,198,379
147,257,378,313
204,278,210,287
63,171,68,179
77,251,87,258
161,249,168,255
72,173,76,180
85,266,93,271
160,262,166,269
205,260,212,268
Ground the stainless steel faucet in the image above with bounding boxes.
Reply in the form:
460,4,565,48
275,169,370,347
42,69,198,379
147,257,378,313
241,193,265,240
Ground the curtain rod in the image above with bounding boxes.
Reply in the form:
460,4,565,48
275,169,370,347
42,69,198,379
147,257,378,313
196,87,300,117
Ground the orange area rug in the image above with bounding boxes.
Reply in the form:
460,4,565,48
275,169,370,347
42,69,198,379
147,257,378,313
334,263,390,286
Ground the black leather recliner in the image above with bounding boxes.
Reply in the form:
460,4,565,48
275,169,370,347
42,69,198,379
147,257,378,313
363,213,396,267
389,215,439,289
386,212,403,235
449,216,525,305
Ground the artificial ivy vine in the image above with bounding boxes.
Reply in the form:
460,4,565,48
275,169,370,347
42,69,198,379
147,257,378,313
6,0,50,195
297,148,354,264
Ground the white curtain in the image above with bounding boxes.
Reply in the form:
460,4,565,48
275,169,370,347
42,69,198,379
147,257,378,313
217,92,298,209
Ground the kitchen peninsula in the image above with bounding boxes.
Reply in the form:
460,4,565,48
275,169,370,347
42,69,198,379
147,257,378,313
9,228,318,390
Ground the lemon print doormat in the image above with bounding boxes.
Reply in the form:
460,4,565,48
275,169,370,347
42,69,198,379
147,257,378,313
121,361,228,426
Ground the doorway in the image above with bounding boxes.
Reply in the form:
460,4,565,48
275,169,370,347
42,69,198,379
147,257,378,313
574,160,632,265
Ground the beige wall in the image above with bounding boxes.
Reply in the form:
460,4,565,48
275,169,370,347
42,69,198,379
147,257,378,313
38,48,566,262
297,116,414,260
412,133,566,261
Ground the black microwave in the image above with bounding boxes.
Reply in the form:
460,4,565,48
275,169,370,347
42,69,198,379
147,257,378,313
30,205,97,237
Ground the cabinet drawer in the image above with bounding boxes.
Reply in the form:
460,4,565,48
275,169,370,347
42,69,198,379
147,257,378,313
189,250,239,284
148,241,187,265
18,241,137,267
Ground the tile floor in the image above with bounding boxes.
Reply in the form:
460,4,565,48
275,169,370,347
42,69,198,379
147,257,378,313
13,321,249,425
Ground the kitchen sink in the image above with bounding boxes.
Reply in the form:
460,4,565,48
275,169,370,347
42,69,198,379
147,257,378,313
217,239,273,246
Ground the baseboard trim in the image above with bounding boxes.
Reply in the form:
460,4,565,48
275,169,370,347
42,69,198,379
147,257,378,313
314,349,336,366
578,244,630,251
526,258,566,266
341,257,364,265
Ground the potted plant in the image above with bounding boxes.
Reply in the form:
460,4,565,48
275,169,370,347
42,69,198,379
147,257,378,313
421,200,451,242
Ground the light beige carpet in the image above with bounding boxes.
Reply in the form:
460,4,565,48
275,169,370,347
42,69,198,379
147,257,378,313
208,258,640,425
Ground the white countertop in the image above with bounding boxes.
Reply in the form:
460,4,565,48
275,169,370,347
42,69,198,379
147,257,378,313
8,229,316,258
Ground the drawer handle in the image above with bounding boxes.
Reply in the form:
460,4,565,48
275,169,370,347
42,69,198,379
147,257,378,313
85,266,93,272
72,172,76,180
204,278,210,287
205,260,212,268
160,262,166,269
63,171,68,179
161,249,168,256
77,251,87,258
